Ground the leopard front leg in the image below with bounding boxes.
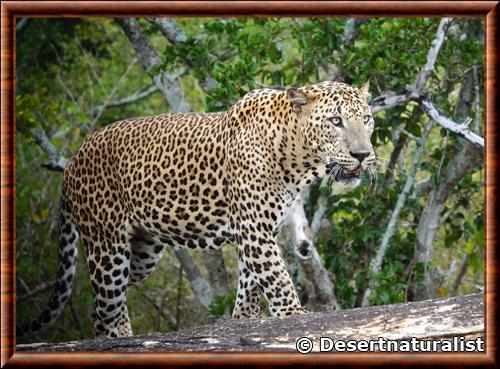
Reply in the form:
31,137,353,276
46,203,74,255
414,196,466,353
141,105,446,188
232,250,263,318
236,229,308,317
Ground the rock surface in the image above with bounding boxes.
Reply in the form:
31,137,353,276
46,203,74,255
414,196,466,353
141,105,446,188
17,294,484,352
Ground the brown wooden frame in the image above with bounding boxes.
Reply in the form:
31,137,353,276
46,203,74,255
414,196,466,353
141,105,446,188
1,1,498,367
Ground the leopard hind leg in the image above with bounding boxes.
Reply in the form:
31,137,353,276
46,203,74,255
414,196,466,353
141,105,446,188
128,225,168,285
81,225,132,338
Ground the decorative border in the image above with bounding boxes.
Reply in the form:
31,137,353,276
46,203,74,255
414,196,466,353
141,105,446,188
1,1,498,367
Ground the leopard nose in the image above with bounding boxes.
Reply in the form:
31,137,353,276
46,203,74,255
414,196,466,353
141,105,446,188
349,150,370,163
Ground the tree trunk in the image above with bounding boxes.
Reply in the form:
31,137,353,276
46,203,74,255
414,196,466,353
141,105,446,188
411,142,482,300
411,66,483,301
202,249,229,299
282,196,340,311
174,249,214,309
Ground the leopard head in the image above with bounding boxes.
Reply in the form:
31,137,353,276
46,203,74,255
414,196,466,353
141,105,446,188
288,81,376,188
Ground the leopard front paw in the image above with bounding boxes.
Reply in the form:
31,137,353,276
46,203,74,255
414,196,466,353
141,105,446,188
275,306,310,317
294,307,310,315
288,307,310,315
232,306,262,319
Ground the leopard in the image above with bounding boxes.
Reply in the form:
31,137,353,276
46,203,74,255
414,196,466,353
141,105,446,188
18,80,376,338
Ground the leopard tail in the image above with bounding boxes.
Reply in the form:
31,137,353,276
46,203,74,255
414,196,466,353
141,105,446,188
17,194,79,337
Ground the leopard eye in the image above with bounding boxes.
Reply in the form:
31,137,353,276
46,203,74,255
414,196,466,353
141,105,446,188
363,115,372,124
329,116,343,127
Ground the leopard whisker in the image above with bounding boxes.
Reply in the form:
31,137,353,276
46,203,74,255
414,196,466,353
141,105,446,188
385,167,399,179
331,163,342,180
368,165,378,193
362,168,372,193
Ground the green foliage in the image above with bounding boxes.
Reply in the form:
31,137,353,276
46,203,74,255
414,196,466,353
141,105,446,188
16,17,484,343
343,18,436,90
208,289,237,319
367,261,407,305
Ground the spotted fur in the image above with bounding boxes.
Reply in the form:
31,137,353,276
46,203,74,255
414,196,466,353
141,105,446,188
19,81,376,338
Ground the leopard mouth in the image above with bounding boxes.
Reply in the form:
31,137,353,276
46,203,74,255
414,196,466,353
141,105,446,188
326,162,362,182
335,167,361,181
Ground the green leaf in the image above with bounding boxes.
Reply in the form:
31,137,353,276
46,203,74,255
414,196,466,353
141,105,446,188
354,40,368,49
381,22,393,32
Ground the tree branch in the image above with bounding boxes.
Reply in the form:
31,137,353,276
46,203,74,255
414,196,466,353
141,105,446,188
18,280,56,302
362,122,432,306
421,99,484,148
414,18,453,93
115,18,190,112
368,18,485,150
30,128,68,172
145,18,222,92
370,91,484,150
370,92,411,114
91,84,159,115
90,58,138,127
147,18,188,45
370,19,451,114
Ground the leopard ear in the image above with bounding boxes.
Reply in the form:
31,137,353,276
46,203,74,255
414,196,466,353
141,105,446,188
358,81,371,100
287,88,312,113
